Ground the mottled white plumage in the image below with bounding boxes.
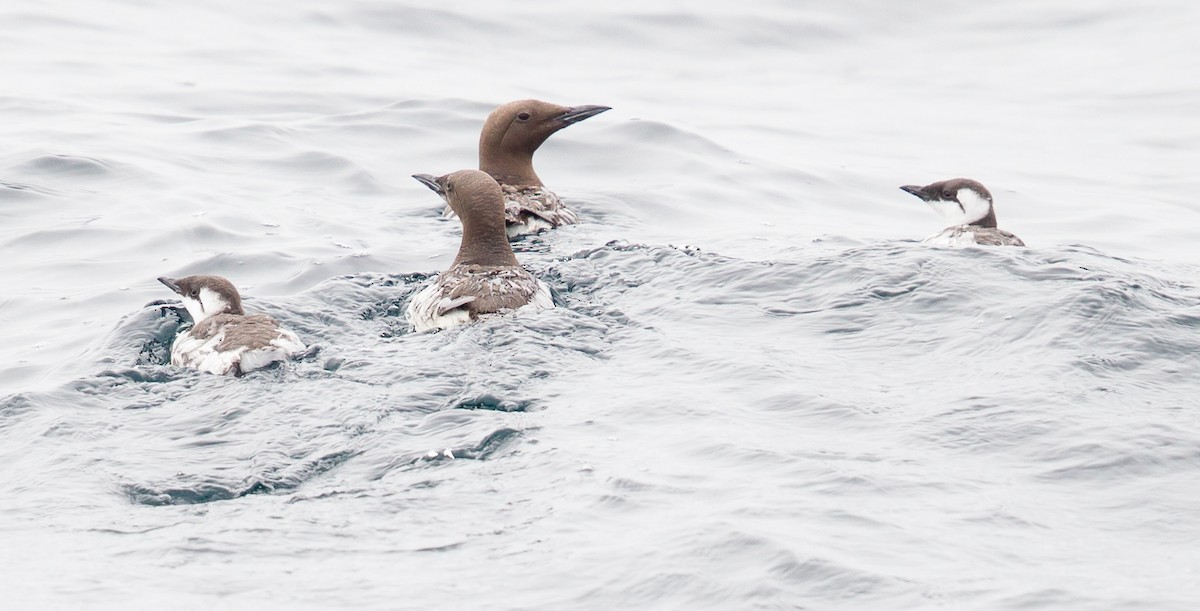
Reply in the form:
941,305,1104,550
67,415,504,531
406,270,553,333
922,227,984,247
443,185,576,238
507,215,555,239
900,178,1025,247
159,275,306,376
169,317,305,376
411,170,557,333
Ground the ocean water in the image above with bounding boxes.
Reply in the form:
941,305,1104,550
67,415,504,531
2,0,1200,608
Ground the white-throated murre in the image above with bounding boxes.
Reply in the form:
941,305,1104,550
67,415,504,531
158,275,306,375
900,178,1025,246
412,169,554,331
441,99,610,238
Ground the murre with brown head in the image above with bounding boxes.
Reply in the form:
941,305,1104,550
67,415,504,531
157,275,307,375
900,178,1025,246
440,99,610,238
412,169,554,331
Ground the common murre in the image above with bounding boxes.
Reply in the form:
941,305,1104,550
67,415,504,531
412,169,554,331
157,275,306,375
900,178,1026,247
441,99,610,238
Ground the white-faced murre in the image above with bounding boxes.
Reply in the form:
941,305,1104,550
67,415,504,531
900,178,1026,246
157,275,307,375
411,169,554,332
441,99,610,238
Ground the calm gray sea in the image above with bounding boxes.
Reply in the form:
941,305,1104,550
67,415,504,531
2,1,1199,608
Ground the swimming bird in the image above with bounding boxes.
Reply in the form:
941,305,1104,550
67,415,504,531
900,178,1025,246
442,99,610,238
157,275,306,375
412,169,554,331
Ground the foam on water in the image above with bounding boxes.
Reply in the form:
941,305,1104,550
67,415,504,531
3,0,1200,608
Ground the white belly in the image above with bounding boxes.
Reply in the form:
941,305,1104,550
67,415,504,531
171,326,305,376
922,227,978,247
506,216,555,238
406,279,554,333
406,283,475,333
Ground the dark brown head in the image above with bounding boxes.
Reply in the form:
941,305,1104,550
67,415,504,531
478,99,610,187
413,170,519,267
899,178,997,228
158,275,244,323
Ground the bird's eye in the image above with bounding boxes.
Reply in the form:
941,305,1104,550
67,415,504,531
516,112,531,121
942,190,955,199
190,289,199,297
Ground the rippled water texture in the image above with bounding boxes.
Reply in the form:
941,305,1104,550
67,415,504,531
2,1,1199,608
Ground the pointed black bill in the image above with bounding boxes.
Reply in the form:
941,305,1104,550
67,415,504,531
158,276,182,294
412,173,445,196
558,105,611,125
900,185,931,201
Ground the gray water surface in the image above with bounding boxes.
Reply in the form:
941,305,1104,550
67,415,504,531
2,1,1200,608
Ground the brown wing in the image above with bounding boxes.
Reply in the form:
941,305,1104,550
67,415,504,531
973,228,1026,247
205,314,289,352
189,315,231,340
436,265,542,316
